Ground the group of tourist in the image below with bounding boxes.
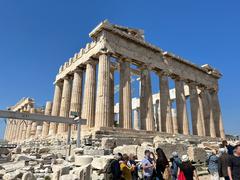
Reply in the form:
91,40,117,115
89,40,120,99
104,148,198,180
207,140,240,180
103,140,240,180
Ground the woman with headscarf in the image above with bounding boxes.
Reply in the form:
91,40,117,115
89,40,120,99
155,147,169,180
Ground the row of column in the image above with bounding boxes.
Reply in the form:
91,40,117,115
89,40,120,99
49,52,224,138
5,101,56,142
6,52,224,140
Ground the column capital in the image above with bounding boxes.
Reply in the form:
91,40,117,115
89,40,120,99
139,63,153,71
156,69,171,77
98,48,111,56
119,56,131,63
86,58,98,66
63,74,73,81
74,67,84,73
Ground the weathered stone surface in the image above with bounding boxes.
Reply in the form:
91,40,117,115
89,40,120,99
92,170,104,180
91,155,114,170
75,155,93,166
155,143,188,159
22,172,36,180
187,146,207,162
38,147,50,154
52,164,71,176
3,170,22,180
84,148,112,156
60,174,79,180
73,148,84,155
113,145,138,155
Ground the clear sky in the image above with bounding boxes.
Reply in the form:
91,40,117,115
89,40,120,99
0,0,239,138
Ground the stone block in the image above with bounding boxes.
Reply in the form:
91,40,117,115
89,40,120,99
22,172,36,180
84,149,112,156
52,165,71,176
91,155,114,170
187,146,207,163
113,145,138,156
38,147,50,154
75,155,93,166
155,143,188,159
60,174,79,180
136,145,155,160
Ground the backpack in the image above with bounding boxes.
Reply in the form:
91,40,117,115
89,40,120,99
105,159,116,174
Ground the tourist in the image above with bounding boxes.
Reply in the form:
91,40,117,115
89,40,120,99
155,148,169,180
142,150,154,180
120,154,135,180
207,149,219,180
227,144,240,180
127,154,138,180
178,155,199,180
218,148,230,180
104,153,122,180
222,140,234,155
170,151,181,180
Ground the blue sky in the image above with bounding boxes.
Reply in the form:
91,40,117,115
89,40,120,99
0,1,239,138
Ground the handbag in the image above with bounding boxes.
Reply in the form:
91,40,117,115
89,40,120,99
163,168,171,180
178,171,186,180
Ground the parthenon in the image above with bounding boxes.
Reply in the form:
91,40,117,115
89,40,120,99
4,20,225,142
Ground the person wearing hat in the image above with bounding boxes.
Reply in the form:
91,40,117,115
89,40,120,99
170,152,181,180
178,155,199,180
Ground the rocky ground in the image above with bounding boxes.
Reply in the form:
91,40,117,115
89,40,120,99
0,136,237,180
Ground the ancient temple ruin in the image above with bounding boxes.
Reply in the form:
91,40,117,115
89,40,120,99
4,20,225,142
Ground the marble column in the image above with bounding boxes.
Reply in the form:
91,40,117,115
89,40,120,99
58,76,72,133
81,61,96,128
42,101,53,137
70,69,83,131
30,108,37,138
4,120,10,140
11,121,16,141
26,120,32,139
8,120,13,141
109,66,115,127
16,109,24,142
119,59,132,129
154,100,160,131
175,79,189,135
204,89,217,138
189,82,204,136
70,69,83,117
140,66,154,131
133,108,140,130
21,121,27,141
49,81,63,135
159,73,173,133
95,53,110,128
211,89,225,139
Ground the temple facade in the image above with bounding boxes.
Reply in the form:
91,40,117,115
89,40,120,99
4,20,225,142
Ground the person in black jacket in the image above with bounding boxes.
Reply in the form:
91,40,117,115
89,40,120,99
155,148,169,180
